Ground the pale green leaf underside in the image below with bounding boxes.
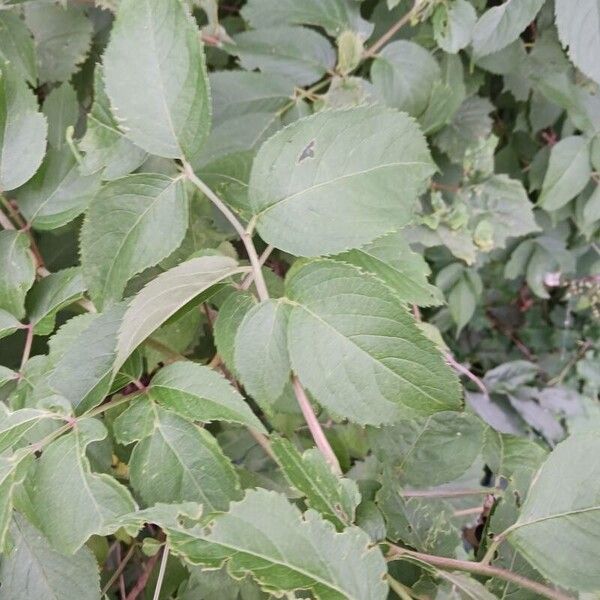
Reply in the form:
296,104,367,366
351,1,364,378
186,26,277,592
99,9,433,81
115,256,247,371
103,0,210,161
285,260,461,425
0,231,35,319
250,106,435,257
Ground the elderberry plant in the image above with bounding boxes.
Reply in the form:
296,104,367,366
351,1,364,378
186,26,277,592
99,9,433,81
0,0,599,598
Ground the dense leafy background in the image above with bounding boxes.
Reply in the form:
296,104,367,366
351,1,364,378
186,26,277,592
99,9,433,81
0,0,599,598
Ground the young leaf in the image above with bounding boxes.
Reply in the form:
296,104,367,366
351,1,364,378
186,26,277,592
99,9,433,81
250,106,435,256
0,231,36,319
14,147,101,231
271,436,360,529
472,0,545,57
0,309,21,340
114,256,247,371
234,299,292,405
80,174,189,309
285,260,461,425
539,136,591,211
506,432,600,591
0,62,47,191
114,398,242,511
173,489,389,600
0,11,37,84
0,515,101,600
147,361,266,432
103,0,211,162
332,232,444,307
32,418,136,553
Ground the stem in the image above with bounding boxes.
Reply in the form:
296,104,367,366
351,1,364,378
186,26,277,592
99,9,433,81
292,375,341,475
387,575,414,600
0,208,15,230
125,548,161,600
444,352,488,397
151,546,169,600
387,545,573,600
240,244,274,291
20,324,34,371
363,0,420,58
101,544,136,596
400,488,494,499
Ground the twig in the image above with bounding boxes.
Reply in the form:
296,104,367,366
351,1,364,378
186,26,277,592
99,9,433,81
387,545,573,600
387,575,415,600
292,376,341,475
20,324,34,371
444,352,488,397
0,208,15,230
101,544,136,597
183,161,269,302
125,549,161,600
363,0,419,58
400,488,494,499
240,244,274,291
152,546,169,600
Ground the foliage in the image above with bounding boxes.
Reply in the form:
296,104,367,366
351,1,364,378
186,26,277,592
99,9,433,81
0,0,599,598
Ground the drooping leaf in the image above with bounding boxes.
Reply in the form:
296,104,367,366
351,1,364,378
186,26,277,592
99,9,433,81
0,11,37,84
555,0,600,86
103,0,211,162
115,256,247,371
79,65,147,180
250,106,435,256
0,515,101,600
0,231,36,319
32,418,136,553
371,41,441,117
241,0,374,38
147,361,266,432
271,436,360,529
285,260,461,425
538,136,591,211
506,432,600,591
80,174,189,309
0,309,21,340
235,299,292,405
0,62,47,191
369,412,485,488
472,0,545,57
24,2,92,83
14,147,101,231
172,489,389,600
332,232,444,307
114,398,242,511
229,26,335,87
433,0,477,54
42,82,78,150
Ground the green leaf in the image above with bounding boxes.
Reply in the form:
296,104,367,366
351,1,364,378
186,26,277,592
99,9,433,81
0,407,57,453
555,0,600,86
229,26,335,87
332,232,444,307
172,489,389,600
214,291,257,372
103,0,210,162
0,309,21,340
472,0,545,57
15,147,101,231
24,2,92,83
0,515,101,600
0,62,47,191
241,0,374,38
48,303,126,414
369,412,485,487
371,41,441,117
147,361,266,432
114,398,241,511
235,299,292,405
79,66,147,180
42,82,78,150
250,106,435,256
0,11,37,84
539,136,591,211
25,267,86,335
271,436,360,529
506,432,600,591
433,0,477,54
0,231,35,319
285,260,461,425
32,418,136,553
80,174,189,309
115,256,247,371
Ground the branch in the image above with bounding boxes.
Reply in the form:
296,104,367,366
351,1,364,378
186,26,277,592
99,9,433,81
0,208,15,230
387,545,573,600
444,352,489,397
182,161,269,301
101,544,136,597
125,548,161,600
240,244,274,291
363,0,420,58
